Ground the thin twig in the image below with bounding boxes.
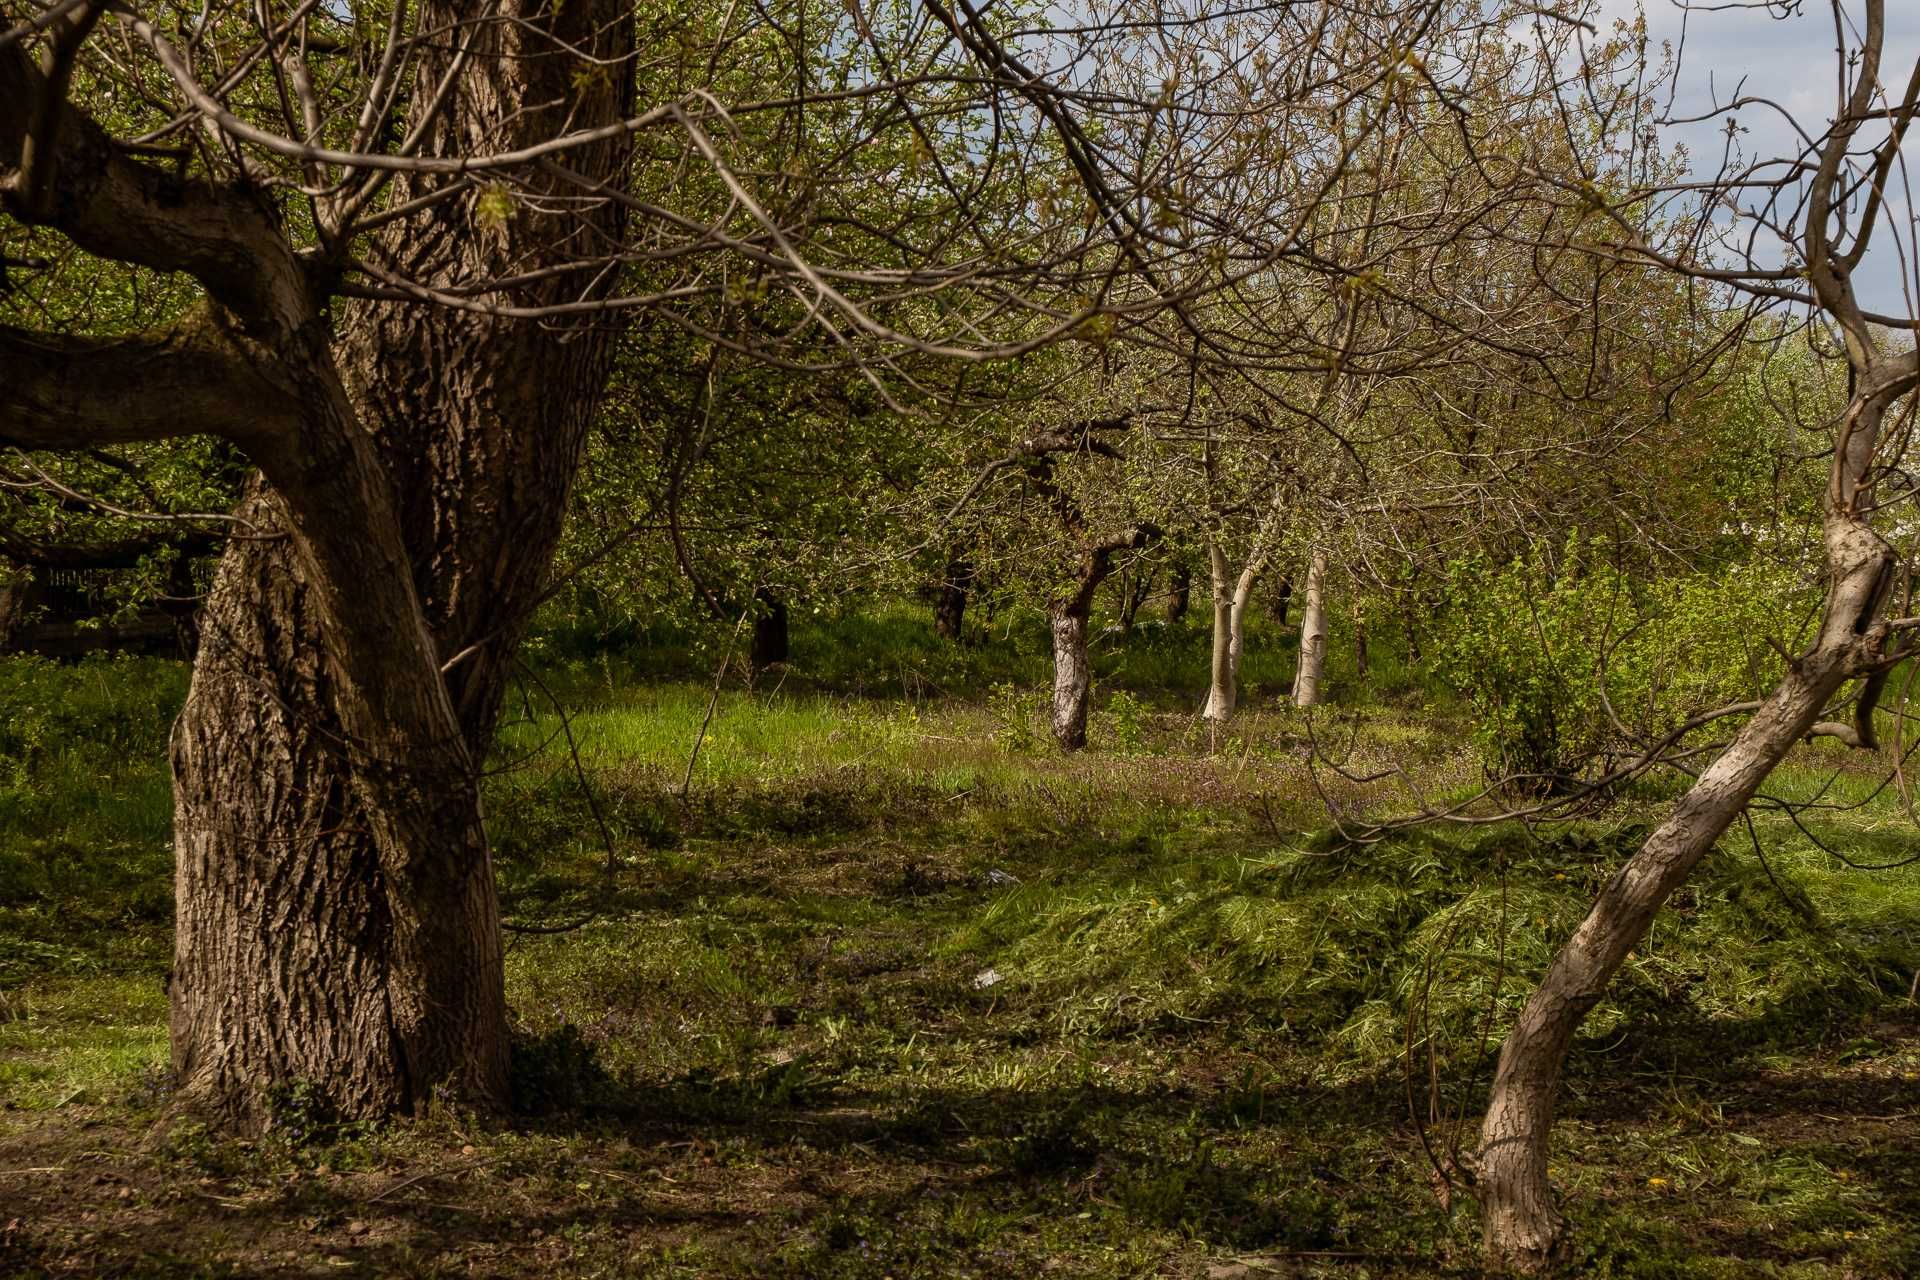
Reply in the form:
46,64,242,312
679,594,755,800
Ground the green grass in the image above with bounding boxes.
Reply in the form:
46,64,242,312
1,619,1917,1277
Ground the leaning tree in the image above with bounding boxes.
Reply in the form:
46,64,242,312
1467,1,1920,1268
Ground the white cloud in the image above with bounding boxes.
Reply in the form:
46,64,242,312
1567,2,1920,316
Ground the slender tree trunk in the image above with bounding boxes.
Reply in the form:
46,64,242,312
1044,525,1158,751
1203,571,1237,723
1476,493,1896,1271
1166,563,1191,622
1116,566,1153,634
1291,547,1328,707
934,556,973,641
1049,605,1092,751
1203,544,1260,724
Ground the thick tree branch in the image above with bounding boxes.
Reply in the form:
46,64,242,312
0,37,312,331
0,521,218,570
0,315,301,450
1068,521,1159,616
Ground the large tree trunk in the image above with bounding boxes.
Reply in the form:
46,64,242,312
166,0,631,1129
1050,605,1092,750
1291,546,1328,707
171,495,508,1122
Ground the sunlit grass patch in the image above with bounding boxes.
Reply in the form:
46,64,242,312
0,974,167,1110
3,636,1919,1276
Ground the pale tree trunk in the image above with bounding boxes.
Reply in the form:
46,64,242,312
1202,543,1261,724
1050,606,1093,750
1476,528,1889,1268
1291,546,1329,707
1046,524,1158,751
1475,255,1911,1267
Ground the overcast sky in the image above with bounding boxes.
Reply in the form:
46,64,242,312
1585,1,1920,316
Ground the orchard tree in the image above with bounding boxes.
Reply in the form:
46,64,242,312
1,0,1423,1124
1452,2,1920,1268
0,0,1021,1125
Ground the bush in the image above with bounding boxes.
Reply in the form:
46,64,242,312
1433,538,1810,788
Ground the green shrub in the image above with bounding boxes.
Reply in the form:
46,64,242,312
1434,539,1809,787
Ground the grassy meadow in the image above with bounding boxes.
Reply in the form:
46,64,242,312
2,608,1917,1277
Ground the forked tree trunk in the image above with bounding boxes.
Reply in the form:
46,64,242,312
1291,547,1328,707
1049,605,1093,750
1046,524,1158,751
165,0,632,1129
1202,543,1260,724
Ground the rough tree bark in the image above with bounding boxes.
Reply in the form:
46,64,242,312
173,2,631,1127
1475,11,1915,1261
1291,546,1328,707
1,0,633,1127
1049,606,1094,750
